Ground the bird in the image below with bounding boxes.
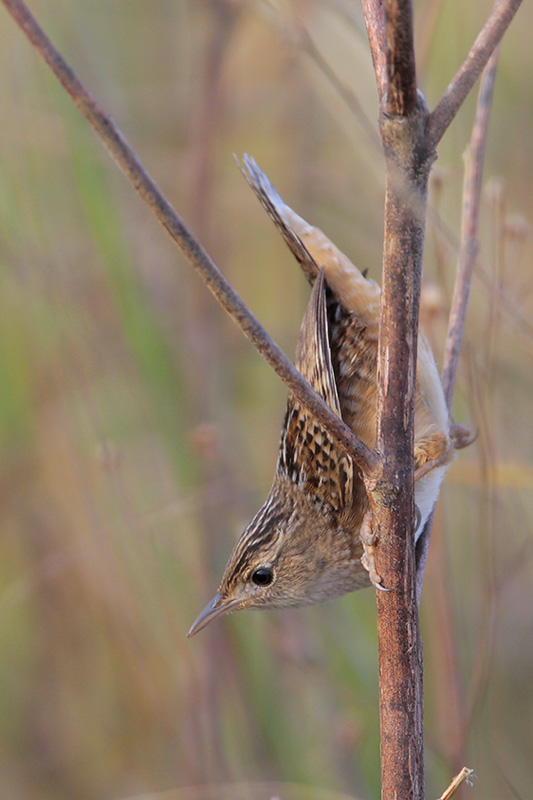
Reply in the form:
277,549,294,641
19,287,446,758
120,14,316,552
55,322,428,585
188,156,454,637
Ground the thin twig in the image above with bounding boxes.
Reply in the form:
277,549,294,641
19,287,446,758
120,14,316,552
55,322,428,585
415,48,501,602
441,47,500,407
438,767,475,800
426,0,522,150
0,0,378,476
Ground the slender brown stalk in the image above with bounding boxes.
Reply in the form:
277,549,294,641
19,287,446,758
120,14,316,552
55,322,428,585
0,0,377,477
426,0,522,150
441,47,500,406
362,1,429,796
416,48,500,604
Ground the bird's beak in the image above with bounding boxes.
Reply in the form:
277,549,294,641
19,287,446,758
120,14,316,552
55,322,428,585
187,592,241,637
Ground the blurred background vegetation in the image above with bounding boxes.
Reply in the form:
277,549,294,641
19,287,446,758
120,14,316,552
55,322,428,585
0,1,532,799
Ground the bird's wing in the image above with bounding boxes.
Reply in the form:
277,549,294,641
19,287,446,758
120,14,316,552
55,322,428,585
295,269,342,416
278,270,354,514
243,156,452,521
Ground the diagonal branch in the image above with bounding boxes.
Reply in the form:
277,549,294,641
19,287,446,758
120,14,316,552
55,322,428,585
426,0,522,150
0,0,378,476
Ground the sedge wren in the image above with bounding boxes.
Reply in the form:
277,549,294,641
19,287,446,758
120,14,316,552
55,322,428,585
188,157,454,637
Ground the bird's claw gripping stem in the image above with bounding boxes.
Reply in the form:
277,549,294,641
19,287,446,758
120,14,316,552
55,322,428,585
359,510,390,591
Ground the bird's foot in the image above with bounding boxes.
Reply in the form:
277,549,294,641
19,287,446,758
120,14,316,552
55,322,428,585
450,422,477,450
359,510,390,591
414,432,454,481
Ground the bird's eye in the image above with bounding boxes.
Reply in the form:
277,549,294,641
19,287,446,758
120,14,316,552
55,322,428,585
251,567,273,586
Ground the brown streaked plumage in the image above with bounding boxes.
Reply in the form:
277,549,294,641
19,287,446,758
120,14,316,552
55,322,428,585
188,158,453,637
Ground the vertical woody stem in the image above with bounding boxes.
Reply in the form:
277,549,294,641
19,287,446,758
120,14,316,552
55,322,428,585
367,3,431,799
371,105,431,800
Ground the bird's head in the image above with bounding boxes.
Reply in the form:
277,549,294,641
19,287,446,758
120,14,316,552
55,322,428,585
187,480,365,636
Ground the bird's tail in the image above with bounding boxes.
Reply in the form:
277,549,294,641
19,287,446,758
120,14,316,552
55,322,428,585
238,154,380,338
